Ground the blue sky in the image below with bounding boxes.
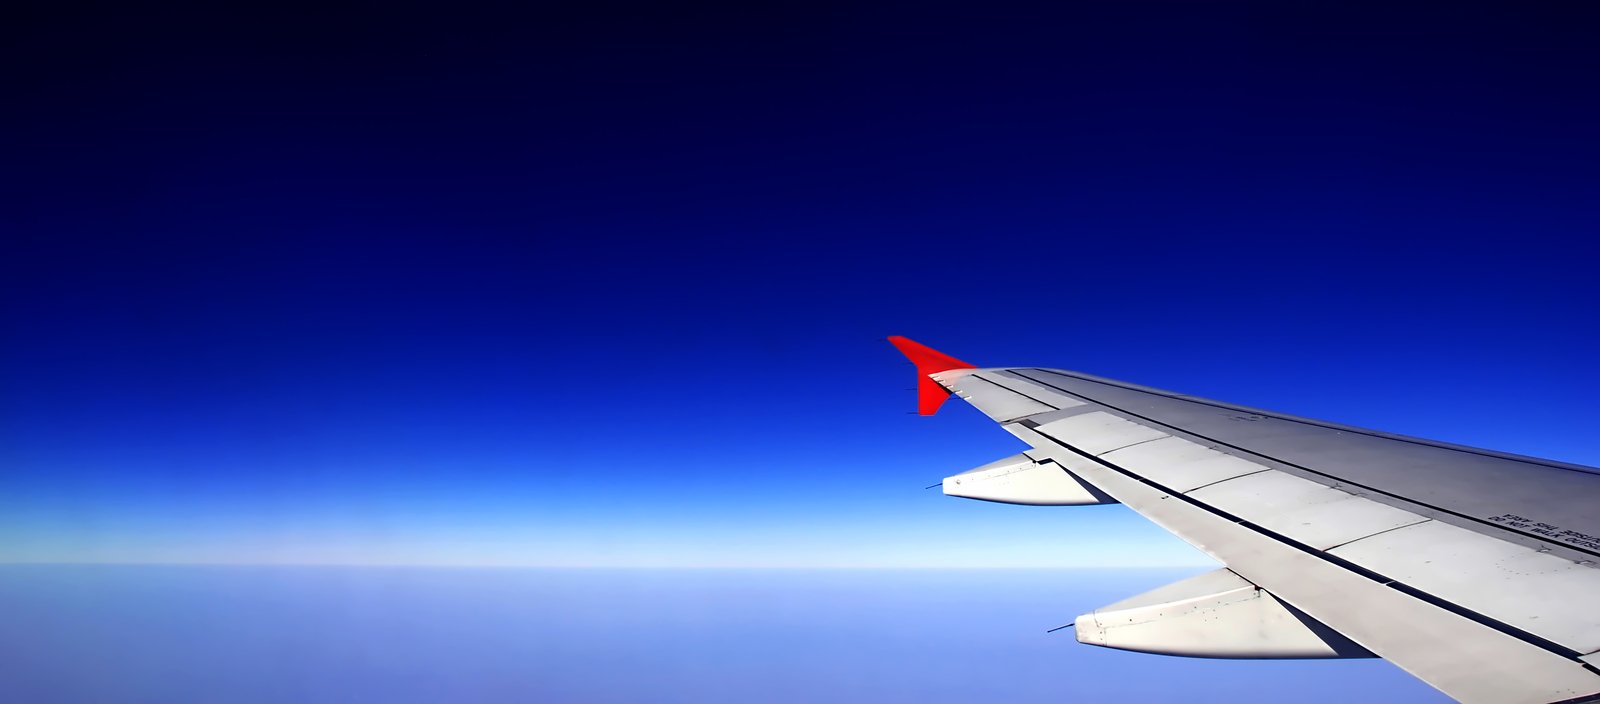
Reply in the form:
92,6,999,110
4,2,1600,568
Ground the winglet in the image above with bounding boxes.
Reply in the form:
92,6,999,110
888,336,977,415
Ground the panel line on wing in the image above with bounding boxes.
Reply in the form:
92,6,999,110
1318,518,1436,552
1177,468,1275,494
1099,434,1167,455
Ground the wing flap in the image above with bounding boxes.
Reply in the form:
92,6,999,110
1021,402,1600,659
1034,410,1171,456
1100,435,1271,492
1329,520,1600,655
1186,470,1430,550
1006,421,1600,704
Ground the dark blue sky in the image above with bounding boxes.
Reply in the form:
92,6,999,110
3,2,1599,565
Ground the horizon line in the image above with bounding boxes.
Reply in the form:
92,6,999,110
0,560,1213,570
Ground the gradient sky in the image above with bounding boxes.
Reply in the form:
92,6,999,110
4,2,1599,568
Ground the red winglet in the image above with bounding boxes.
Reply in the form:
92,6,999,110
887,336,977,415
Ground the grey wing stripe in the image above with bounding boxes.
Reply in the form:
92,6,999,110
1008,368,1600,561
1028,367,1600,477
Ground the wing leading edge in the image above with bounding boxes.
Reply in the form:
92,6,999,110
890,337,1600,704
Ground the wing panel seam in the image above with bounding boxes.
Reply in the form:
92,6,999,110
1318,518,1435,552
1178,468,1274,494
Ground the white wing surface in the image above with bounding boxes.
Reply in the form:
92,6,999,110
889,336,1600,704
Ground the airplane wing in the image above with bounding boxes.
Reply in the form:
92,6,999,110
889,336,1600,704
